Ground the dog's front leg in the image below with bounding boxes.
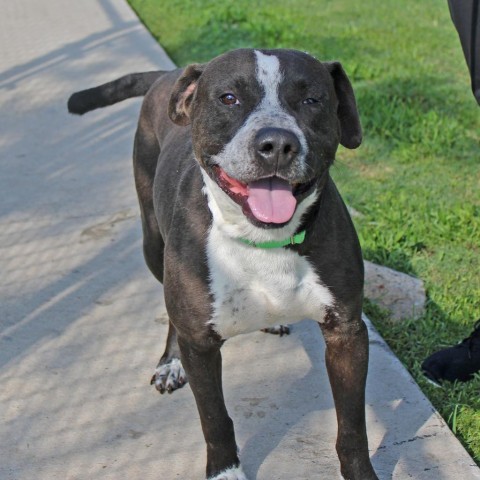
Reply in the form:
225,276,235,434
320,313,378,480
177,336,247,480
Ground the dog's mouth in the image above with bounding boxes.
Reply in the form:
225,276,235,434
212,166,316,227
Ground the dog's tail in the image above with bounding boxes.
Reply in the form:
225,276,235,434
68,71,166,115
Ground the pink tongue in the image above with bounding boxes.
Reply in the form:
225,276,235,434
247,177,297,224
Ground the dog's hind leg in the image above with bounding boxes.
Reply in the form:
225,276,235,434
150,321,187,394
133,125,187,394
133,122,165,282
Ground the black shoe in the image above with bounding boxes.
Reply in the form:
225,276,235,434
421,319,480,386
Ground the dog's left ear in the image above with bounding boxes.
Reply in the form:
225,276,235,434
168,63,205,126
325,62,362,149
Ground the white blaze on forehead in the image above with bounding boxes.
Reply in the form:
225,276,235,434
252,50,308,156
254,50,282,105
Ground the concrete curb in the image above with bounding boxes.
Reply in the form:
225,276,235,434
0,1,478,479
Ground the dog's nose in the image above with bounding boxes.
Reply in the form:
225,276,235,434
254,127,301,170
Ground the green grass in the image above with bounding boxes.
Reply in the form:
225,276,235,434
128,0,480,463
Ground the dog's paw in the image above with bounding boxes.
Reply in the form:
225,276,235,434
150,358,187,394
208,465,248,480
261,324,290,336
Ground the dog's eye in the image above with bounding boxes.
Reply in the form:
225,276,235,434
219,93,240,106
302,97,319,105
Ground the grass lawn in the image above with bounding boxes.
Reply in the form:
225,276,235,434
128,0,480,462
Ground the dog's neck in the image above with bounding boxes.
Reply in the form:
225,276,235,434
200,169,318,244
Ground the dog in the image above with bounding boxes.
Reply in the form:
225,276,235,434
68,48,378,480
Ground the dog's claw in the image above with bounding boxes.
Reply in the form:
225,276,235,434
261,325,290,336
151,358,187,394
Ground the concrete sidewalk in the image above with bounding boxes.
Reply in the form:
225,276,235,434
0,1,478,479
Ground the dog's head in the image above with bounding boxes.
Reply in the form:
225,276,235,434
169,48,361,230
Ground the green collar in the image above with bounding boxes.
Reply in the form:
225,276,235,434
237,230,306,249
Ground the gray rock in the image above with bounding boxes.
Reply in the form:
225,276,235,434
364,260,426,320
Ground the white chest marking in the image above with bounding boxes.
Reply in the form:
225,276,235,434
206,224,334,340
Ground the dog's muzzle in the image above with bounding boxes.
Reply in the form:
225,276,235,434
208,127,316,228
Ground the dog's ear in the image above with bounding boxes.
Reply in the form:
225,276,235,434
325,62,362,149
168,64,205,126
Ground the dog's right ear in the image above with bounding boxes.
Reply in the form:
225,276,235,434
168,64,205,126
